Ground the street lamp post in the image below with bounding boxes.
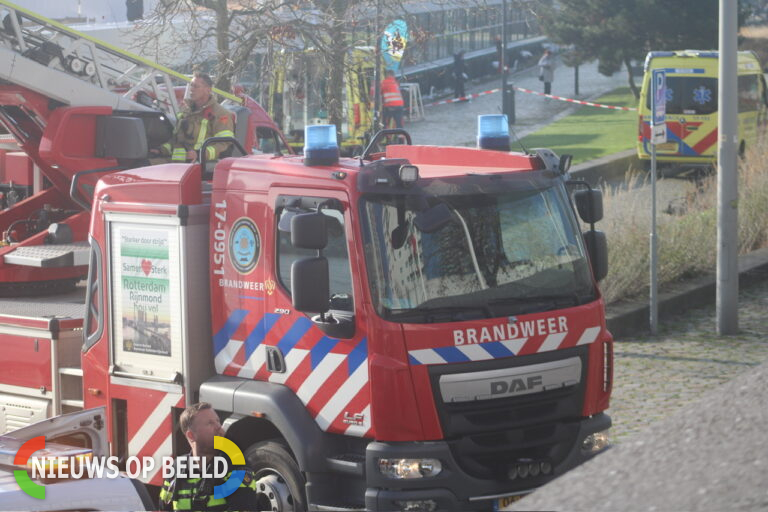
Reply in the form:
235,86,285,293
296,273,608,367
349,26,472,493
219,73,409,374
501,0,514,124
372,0,382,135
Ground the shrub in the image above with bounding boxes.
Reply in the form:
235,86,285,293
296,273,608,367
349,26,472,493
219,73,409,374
598,136,768,304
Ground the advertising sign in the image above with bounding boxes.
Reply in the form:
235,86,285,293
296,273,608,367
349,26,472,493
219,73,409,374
117,228,173,357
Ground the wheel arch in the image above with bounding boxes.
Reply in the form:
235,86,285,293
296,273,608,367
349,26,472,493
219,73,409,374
225,416,284,454
201,375,333,473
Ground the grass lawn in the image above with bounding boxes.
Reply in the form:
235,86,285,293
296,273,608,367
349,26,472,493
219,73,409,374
518,87,638,165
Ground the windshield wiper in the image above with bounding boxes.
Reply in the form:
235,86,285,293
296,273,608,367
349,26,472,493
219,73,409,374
387,304,493,322
486,293,583,314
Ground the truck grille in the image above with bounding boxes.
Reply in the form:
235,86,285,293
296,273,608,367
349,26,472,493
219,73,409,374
428,346,588,480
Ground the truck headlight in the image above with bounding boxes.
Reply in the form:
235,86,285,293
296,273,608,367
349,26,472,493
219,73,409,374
378,458,442,479
581,429,610,454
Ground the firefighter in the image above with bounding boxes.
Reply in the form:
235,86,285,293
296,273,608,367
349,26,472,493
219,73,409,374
158,72,235,163
159,402,257,510
380,69,405,129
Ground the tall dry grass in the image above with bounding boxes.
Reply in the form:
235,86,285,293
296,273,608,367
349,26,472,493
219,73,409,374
598,136,768,304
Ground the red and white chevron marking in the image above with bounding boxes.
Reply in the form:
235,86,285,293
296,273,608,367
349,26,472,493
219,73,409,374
213,312,372,438
424,87,636,111
124,389,185,485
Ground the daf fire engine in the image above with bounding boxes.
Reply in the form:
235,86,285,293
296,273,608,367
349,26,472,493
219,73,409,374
0,2,613,508
1,114,609,511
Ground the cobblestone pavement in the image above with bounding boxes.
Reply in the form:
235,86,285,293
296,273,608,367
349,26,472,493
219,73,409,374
609,282,768,443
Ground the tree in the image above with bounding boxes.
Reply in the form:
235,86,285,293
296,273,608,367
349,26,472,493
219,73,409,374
533,0,745,99
131,1,295,93
133,0,410,135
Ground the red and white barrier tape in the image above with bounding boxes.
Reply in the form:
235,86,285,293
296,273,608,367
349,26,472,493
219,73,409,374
513,87,637,111
424,86,637,111
425,88,500,106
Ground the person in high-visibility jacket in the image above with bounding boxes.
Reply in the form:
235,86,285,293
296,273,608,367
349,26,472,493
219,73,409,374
158,402,257,510
380,69,405,129
159,72,235,163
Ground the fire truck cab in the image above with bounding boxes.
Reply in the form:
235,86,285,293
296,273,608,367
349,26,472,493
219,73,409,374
77,118,611,511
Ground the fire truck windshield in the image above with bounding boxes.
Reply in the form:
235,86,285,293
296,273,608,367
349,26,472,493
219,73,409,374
360,173,596,322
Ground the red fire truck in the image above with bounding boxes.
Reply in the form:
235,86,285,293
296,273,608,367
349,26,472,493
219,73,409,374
28,115,608,511
0,3,613,507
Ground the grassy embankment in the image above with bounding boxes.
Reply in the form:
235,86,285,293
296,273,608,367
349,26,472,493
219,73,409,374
517,87,637,165
516,86,768,305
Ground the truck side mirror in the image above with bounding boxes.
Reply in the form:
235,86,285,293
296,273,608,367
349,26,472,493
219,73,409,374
291,212,327,249
583,230,608,282
291,257,329,313
574,189,603,224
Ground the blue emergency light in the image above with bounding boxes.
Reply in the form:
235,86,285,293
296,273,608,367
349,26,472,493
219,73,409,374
304,125,339,166
477,114,511,151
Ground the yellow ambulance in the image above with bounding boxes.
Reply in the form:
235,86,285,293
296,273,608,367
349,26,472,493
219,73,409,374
637,50,767,169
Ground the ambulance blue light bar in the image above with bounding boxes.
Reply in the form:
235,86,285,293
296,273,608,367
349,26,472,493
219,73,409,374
477,114,510,151
304,125,339,166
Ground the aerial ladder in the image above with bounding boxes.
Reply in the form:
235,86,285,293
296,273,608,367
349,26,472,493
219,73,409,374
0,0,286,295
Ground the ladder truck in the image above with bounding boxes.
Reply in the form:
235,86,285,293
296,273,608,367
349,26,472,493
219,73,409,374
0,0,289,295
0,0,286,435
6,112,613,511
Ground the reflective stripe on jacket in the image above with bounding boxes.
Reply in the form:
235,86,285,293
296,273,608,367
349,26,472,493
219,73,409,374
161,97,235,162
158,458,257,511
381,76,404,107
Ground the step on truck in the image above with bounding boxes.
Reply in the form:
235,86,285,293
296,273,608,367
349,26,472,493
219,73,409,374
49,115,612,511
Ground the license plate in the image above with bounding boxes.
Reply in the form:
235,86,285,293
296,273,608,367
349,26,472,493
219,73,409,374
494,495,524,510
656,142,678,152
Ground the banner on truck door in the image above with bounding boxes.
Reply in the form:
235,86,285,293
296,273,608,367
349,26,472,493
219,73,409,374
118,228,173,357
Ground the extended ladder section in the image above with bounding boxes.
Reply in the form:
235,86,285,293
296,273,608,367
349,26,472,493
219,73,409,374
0,0,239,121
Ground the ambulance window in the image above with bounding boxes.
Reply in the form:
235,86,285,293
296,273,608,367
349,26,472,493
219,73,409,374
738,75,760,113
275,199,354,311
647,76,718,115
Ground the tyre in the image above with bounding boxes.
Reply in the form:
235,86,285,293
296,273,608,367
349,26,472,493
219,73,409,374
245,439,307,512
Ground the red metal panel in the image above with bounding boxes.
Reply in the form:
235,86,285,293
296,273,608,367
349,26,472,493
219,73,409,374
386,144,543,172
4,152,33,185
95,163,202,206
0,333,52,390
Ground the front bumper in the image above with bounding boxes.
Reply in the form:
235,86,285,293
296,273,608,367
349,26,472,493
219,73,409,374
364,413,610,511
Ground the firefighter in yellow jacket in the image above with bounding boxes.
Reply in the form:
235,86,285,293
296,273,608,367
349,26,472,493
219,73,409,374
159,72,235,163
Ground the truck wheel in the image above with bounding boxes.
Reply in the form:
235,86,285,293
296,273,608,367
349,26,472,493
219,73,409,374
245,440,307,512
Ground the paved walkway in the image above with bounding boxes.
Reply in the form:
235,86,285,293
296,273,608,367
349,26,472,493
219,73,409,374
404,58,629,147
610,281,768,442
509,281,768,511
